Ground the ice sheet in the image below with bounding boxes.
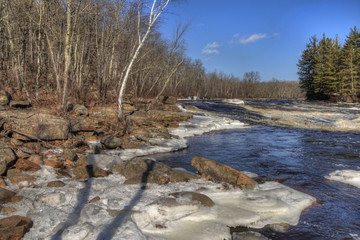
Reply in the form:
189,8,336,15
325,170,360,188
2,174,315,240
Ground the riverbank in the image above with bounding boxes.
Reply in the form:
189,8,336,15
0,95,317,239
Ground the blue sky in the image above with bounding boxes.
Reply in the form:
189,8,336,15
159,0,360,81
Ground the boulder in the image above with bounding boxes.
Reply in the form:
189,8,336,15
169,191,215,207
113,158,172,180
73,104,89,116
1,111,69,140
10,100,31,108
72,165,109,179
101,135,124,149
0,142,17,176
0,215,33,240
191,156,256,189
14,158,41,172
0,188,16,203
167,169,200,183
0,90,11,106
124,171,168,185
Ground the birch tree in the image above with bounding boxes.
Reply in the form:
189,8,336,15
117,0,170,120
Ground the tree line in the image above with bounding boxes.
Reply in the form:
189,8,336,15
0,0,303,113
298,27,360,102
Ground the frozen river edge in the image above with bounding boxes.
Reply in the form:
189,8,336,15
1,105,317,240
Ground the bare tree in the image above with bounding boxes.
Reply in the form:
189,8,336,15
117,0,170,120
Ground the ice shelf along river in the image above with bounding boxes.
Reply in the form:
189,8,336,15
3,99,360,240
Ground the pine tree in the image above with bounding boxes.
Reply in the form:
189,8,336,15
339,26,360,100
312,34,339,99
298,35,318,99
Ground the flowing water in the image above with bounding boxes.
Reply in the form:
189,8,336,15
153,100,360,240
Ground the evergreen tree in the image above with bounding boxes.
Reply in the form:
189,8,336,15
298,35,318,99
339,26,360,99
312,34,339,99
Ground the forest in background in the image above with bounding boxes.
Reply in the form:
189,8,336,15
0,0,303,109
298,27,360,102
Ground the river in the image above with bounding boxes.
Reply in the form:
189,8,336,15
153,100,360,240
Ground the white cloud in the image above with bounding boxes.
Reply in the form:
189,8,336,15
231,33,275,44
202,41,221,55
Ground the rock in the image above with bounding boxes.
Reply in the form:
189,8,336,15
44,156,64,169
72,165,109,179
0,90,11,106
191,156,256,189
14,159,41,172
6,169,36,185
113,158,172,180
10,100,32,108
73,104,89,116
0,142,17,176
62,149,78,162
124,171,168,185
168,169,200,183
169,191,215,207
47,180,65,188
100,135,124,149
28,155,43,165
0,187,16,203
1,110,69,140
0,215,33,240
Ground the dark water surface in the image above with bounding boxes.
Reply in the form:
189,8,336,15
154,100,360,240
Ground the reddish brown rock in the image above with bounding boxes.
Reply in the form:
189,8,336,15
72,165,109,179
27,155,43,165
6,169,36,185
45,156,63,169
191,156,256,189
0,215,33,240
15,159,41,172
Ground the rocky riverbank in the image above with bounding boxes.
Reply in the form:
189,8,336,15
0,92,316,240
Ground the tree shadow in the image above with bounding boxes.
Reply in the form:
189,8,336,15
96,160,154,240
51,166,95,240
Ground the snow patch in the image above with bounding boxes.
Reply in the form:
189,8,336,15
325,170,360,188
